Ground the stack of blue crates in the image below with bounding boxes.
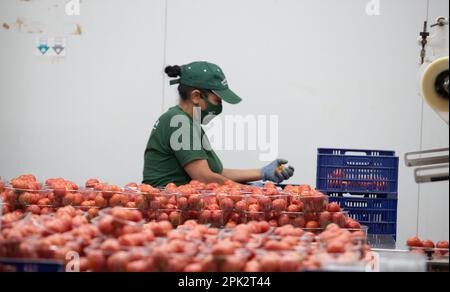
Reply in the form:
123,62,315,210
316,148,399,239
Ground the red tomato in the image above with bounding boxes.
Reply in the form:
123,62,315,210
332,213,346,227
319,212,332,228
327,202,341,213
306,221,320,229
272,199,287,212
345,219,361,229
87,250,106,272
407,236,423,248
422,240,435,249
219,197,234,212
327,241,346,253
278,214,291,226
287,204,301,213
436,241,449,249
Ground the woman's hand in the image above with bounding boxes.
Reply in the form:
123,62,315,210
261,159,295,184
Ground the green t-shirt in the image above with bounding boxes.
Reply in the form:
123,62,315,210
143,106,223,187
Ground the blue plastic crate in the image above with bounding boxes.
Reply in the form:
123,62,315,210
324,192,397,239
316,148,399,195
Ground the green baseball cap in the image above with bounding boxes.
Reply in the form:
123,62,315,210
169,61,242,105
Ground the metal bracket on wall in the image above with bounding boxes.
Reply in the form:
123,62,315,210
405,148,449,183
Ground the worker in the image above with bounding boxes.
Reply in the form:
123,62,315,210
143,61,294,187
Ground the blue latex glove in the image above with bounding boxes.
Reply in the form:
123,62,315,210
261,159,295,184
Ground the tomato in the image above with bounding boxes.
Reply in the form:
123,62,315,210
327,202,341,213
436,241,449,249
94,195,107,208
264,240,291,251
37,198,51,206
85,179,100,188
272,199,287,212
212,242,235,256
332,213,346,227
167,211,181,227
80,200,96,211
233,200,246,213
279,255,301,272
319,212,332,228
100,239,121,253
406,236,423,248
175,197,187,210
11,179,30,190
109,194,128,207
326,241,346,254
107,251,131,272
125,182,138,189
166,183,177,192
72,215,88,227
277,214,290,226
87,249,106,272
205,183,220,191
248,204,260,213
345,219,361,229
258,221,271,233
291,216,305,228
87,208,99,220
126,260,152,273
259,253,280,272
219,197,234,212
287,204,301,213
422,240,435,249
26,205,42,215
98,216,114,235
306,221,320,229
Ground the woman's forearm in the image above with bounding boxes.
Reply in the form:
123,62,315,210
222,169,261,184
185,160,230,185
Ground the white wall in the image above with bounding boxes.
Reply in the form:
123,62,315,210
0,0,448,244
0,0,167,184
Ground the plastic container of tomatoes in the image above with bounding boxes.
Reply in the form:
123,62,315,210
155,209,184,227
1,210,27,229
196,210,225,228
175,193,205,211
277,212,307,228
216,193,248,213
284,192,329,213
211,248,251,273
253,250,304,272
148,191,180,210
244,211,271,223
317,211,350,228
244,194,290,214
94,208,145,237
80,188,138,210
4,186,53,209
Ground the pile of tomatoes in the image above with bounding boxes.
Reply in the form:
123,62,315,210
1,176,361,231
0,174,372,272
406,237,449,259
0,204,370,272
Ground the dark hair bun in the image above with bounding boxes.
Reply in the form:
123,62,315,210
165,65,181,78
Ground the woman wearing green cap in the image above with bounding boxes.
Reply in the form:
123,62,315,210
143,61,294,187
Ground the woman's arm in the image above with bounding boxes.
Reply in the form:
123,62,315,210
184,160,230,185
222,169,261,184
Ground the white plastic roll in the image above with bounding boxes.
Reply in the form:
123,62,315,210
420,56,449,114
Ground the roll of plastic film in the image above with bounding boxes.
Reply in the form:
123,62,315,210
420,56,449,113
